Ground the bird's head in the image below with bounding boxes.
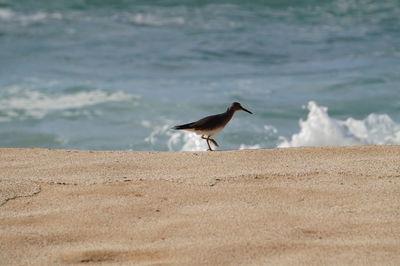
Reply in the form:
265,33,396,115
229,102,253,114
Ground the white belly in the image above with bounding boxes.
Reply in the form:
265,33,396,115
186,127,224,137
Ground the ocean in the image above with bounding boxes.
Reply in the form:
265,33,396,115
1,0,399,151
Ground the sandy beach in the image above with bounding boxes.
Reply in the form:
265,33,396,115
1,146,399,265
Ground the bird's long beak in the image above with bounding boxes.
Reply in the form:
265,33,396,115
240,106,253,114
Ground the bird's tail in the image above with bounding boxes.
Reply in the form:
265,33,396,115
172,123,194,130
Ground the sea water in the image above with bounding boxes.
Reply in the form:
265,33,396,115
1,0,399,151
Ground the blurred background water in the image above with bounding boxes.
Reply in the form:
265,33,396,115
0,0,399,151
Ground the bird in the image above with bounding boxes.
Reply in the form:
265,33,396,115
172,102,253,151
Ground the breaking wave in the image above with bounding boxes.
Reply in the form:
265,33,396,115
143,101,400,151
278,101,400,147
142,120,208,151
0,87,139,122
0,8,62,25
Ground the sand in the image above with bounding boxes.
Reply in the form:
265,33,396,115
0,146,399,265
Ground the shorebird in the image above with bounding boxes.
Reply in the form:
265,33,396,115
172,102,253,151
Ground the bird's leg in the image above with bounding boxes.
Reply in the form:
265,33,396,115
201,135,212,151
209,137,219,147
201,135,215,151
206,136,213,151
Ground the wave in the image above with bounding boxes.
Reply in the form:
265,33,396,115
129,13,185,27
278,101,400,147
0,87,139,122
0,8,62,25
239,144,261,150
144,101,400,151
142,120,207,151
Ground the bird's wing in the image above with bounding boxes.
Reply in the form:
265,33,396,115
172,122,196,130
173,113,227,131
189,113,227,130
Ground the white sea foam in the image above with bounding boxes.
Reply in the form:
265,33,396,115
0,88,139,121
278,101,400,147
0,8,13,20
239,144,261,150
0,8,62,24
143,121,207,151
168,131,208,151
130,13,185,27
264,124,278,135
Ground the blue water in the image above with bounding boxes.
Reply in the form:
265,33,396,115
1,0,399,151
